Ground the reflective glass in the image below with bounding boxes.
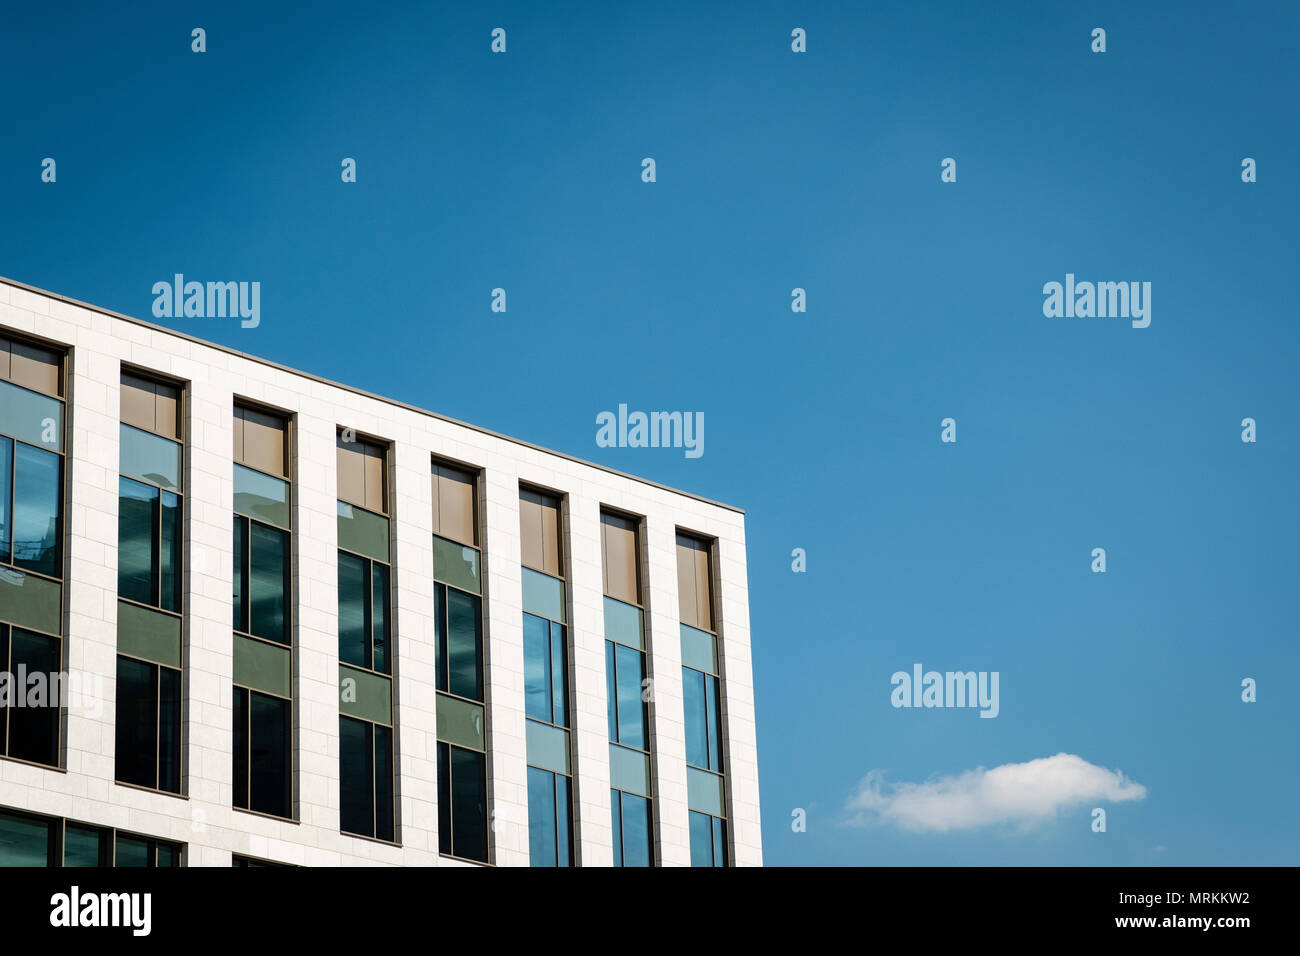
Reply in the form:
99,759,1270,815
114,834,151,867
339,715,373,837
371,562,390,674
450,745,487,862
159,490,180,612
117,478,156,605
0,809,49,866
683,667,709,769
523,613,550,722
0,438,11,560
337,552,367,669
7,628,59,765
446,588,481,701
158,665,181,793
249,522,289,644
620,791,652,867
374,724,394,841
13,443,60,577
115,656,157,788
63,824,105,866
250,691,290,818
616,643,646,750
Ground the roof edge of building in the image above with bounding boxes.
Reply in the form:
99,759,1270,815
0,274,744,516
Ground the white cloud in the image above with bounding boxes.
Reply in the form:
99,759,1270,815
845,753,1147,832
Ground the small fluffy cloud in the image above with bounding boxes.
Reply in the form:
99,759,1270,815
845,753,1147,832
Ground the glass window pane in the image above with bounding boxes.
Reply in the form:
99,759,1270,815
550,621,567,727
610,788,623,867
554,773,572,867
7,628,60,765
158,665,182,793
119,424,181,492
118,478,157,605
233,463,289,528
339,716,373,838
616,644,646,750
621,792,652,867
371,562,390,675
374,724,394,842
523,613,550,722
159,491,181,612
0,809,51,866
437,742,451,855
337,552,367,669
683,667,708,769
233,687,249,809
0,379,64,449
450,746,487,862
63,824,106,866
114,834,151,867
446,588,482,701
521,567,565,623
233,515,247,631
527,766,557,867
712,816,727,866
603,596,643,649
156,844,181,867
434,584,447,693
13,443,60,577
705,673,722,771
605,642,618,741
250,691,290,818
689,811,714,867
0,438,11,560
115,656,157,788
249,522,289,644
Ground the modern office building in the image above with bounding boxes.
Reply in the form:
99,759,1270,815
0,277,760,866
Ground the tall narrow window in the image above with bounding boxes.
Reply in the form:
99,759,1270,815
232,404,292,819
0,335,65,769
432,460,488,863
336,430,395,842
602,510,653,866
116,371,184,794
519,487,573,867
677,532,727,867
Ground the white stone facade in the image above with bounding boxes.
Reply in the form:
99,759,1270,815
0,277,761,867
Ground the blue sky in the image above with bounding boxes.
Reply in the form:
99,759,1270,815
3,1,1297,864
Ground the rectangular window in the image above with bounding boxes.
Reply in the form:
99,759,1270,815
677,531,727,866
527,766,572,867
0,625,60,766
337,431,395,842
114,655,181,792
438,741,487,862
611,789,653,867
233,687,291,819
435,583,483,700
603,510,653,866
116,370,185,795
0,335,66,771
689,810,727,867
233,404,294,820
520,486,573,866
339,715,394,842
432,460,489,862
